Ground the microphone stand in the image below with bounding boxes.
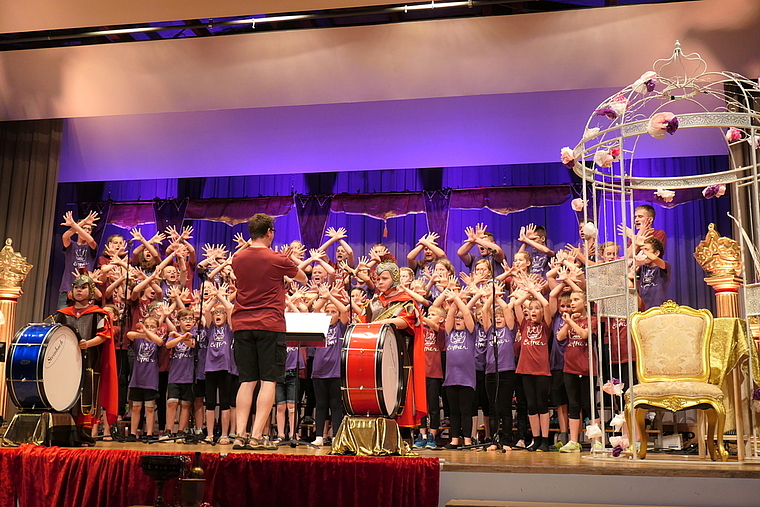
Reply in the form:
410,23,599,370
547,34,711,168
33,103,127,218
112,243,133,442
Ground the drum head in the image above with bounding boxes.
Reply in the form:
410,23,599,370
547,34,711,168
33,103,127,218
379,325,401,417
44,325,83,411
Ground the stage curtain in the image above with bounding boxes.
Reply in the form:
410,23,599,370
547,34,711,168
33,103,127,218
331,191,426,220
424,190,451,250
295,194,334,250
153,198,189,236
0,119,62,329
108,203,155,229
450,185,572,214
7,446,439,507
185,196,294,225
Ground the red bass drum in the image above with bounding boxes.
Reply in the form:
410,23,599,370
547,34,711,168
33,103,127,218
341,322,407,418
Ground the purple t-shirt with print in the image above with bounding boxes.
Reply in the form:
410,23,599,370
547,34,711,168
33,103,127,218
129,337,160,390
59,243,97,292
550,313,568,371
168,339,195,384
443,328,476,389
285,346,302,371
205,324,234,373
638,262,670,310
485,325,516,374
312,321,346,379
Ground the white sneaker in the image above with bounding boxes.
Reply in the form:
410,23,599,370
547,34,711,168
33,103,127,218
312,436,324,447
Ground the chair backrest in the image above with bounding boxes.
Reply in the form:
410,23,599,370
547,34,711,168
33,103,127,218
629,301,714,383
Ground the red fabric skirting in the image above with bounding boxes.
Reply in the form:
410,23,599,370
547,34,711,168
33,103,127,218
0,445,440,507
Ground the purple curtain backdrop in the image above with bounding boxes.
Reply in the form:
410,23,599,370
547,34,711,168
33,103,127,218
47,157,731,316
152,198,189,239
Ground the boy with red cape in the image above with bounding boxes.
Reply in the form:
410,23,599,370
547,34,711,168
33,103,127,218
55,274,119,444
358,260,427,430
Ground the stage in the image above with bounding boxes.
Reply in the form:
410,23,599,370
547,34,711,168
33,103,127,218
1,441,759,507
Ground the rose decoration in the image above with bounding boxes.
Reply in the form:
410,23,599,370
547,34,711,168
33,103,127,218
582,127,600,142
560,147,576,169
702,185,725,199
571,198,587,212
603,379,624,396
610,413,626,431
633,71,657,94
647,112,679,139
595,93,628,120
594,146,620,168
654,188,675,203
582,221,598,238
585,423,603,439
612,445,623,457
726,127,743,142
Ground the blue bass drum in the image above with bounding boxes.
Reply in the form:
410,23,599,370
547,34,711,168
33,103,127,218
6,323,83,412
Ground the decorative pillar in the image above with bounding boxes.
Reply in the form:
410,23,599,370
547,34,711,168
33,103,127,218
694,224,745,461
0,239,33,420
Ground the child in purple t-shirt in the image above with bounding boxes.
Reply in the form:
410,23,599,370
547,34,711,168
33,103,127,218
162,308,196,440
480,282,518,451
310,283,349,446
635,237,670,310
203,286,235,445
127,316,163,441
443,290,476,449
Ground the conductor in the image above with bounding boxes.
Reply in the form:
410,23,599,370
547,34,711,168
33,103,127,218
231,214,307,450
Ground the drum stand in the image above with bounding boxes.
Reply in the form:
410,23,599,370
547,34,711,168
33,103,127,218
1,411,81,447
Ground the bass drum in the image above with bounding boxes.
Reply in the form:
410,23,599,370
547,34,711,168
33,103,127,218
6,323,83,412
341,322,407,418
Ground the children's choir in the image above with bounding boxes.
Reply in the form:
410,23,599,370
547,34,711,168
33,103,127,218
58,210,666,451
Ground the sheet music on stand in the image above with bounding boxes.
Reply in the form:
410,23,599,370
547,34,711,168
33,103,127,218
285,312,331,347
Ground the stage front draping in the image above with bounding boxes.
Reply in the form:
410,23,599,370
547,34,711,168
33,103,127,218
0,445,440,507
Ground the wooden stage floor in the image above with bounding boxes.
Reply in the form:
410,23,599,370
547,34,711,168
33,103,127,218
88,439,760,480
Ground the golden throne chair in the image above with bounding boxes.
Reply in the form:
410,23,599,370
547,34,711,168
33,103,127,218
625,301,727,461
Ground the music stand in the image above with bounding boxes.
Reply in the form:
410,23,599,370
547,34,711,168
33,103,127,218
282,312,330,448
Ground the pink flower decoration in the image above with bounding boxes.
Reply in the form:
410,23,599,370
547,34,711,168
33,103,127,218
560,147,575,168
648,112,679,139
595,94,628,120
594,149,614,168
702,185,725,199
609,145,621,158
571,198,586,212
654,188,675,203
726,128,743,142
633,71,658,94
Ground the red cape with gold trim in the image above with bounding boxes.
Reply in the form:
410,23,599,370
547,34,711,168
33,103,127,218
57,304,119,426
360,290,427,428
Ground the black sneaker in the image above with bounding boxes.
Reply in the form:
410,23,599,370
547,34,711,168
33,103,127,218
444,442,460,450
525,439,541,452
537,440,550,452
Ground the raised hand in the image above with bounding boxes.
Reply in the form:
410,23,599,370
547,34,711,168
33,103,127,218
181,225,194,241
524,223,538,240
325,227,347,240
80,211,100,229
61,211,77,228
148,232,166,245
165,226,180,241
464,226,477,242
233,232,248,250
617,223,634,239
130,228,144,243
